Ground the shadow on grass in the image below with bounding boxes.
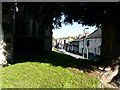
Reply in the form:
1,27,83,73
13,50,99,73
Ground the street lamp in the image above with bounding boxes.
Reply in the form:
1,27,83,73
83,27,89,59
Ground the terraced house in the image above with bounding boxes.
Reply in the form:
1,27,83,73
65,27,101,58
86,26,102,56
78,26,101,57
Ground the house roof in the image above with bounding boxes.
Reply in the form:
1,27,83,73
80,36,86,40
67,28,101,44
86,28,101,39
69,36,86,43
71,39,80,42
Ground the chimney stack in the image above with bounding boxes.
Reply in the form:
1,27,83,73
85,31,89,37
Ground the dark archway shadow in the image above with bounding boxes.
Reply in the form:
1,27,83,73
13,50,100,73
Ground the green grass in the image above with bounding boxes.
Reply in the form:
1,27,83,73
0,49,100,88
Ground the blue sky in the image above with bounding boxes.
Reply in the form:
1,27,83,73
52,22,97,38
52,15,97,38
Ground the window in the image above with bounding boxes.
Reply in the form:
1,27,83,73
87,40,90,47
95,39,96,42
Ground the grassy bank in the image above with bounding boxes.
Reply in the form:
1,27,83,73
0,49,100,88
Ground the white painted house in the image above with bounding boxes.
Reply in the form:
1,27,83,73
69,39,79,53
55,37,74,50
86,27,102,56
79,37,84,54
78,32,89,55
65,27,102,58
78,27,102,56
65,32,89,54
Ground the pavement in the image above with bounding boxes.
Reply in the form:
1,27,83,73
56,48,100,61
57,49,85,59
62,50,85,59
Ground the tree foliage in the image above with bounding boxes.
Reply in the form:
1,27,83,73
27,2,120,29
60,3,120,27
2,2,120,29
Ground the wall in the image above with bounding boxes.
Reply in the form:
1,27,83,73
79,40,83,54
88,38,101,56
79,38,101,56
